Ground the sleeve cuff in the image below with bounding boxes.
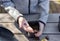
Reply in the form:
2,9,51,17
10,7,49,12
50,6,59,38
17,15,23,24
38,20,46,26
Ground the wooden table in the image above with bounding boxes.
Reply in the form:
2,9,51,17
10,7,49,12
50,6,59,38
0,13,29,41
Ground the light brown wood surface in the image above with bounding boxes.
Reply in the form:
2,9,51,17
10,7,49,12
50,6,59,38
0,13,29,41
0,13,15,23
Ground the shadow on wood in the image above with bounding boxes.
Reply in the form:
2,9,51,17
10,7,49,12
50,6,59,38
0,26,18,41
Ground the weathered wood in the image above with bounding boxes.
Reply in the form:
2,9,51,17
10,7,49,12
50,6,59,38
0,13,29,41
45,23,59,33
47,14,60,23
14,35,29,41
0,23,29,41
0,23,21,34
0,13,60,23
0,14,15,23
0,13,60,41
44,14,60,34
50,0,60,13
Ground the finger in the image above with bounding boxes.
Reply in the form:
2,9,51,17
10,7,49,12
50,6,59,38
19,20,23,28
20,19,34,33
27,27,34,33
34,32,42,37
24,21,34,33
34,30,38,32
23,25,34,33
34,33,39,37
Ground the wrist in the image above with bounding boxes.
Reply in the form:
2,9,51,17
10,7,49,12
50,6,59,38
17,16,24,24
18,15,23,19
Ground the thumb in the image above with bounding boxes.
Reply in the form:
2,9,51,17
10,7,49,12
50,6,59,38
19,20,23,28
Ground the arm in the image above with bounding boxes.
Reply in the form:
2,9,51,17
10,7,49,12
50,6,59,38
39,0,49,25
4,6,34,33
4,6,23,21
34,0,49,37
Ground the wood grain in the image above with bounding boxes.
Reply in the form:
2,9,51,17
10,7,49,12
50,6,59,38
0,14,15,23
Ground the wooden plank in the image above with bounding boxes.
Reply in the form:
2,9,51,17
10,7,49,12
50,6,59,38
50,1,57,13
55,3,60,13
0,14,15,23
49,35,60,41
47,14,60,23
0,13,29,41
50,1,60,13
0,23,29,41
0,23,21,34
0,13,60,23
44,23,59,33
14,35,29,41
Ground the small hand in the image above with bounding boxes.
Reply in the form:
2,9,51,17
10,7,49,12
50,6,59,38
34,22,44,37
18,17,34,33
34,31,42,37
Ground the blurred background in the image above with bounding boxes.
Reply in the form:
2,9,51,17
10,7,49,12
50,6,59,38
50,0,60,13
0,0,60,13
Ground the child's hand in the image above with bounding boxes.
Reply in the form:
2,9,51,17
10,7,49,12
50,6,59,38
18,17,34,33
